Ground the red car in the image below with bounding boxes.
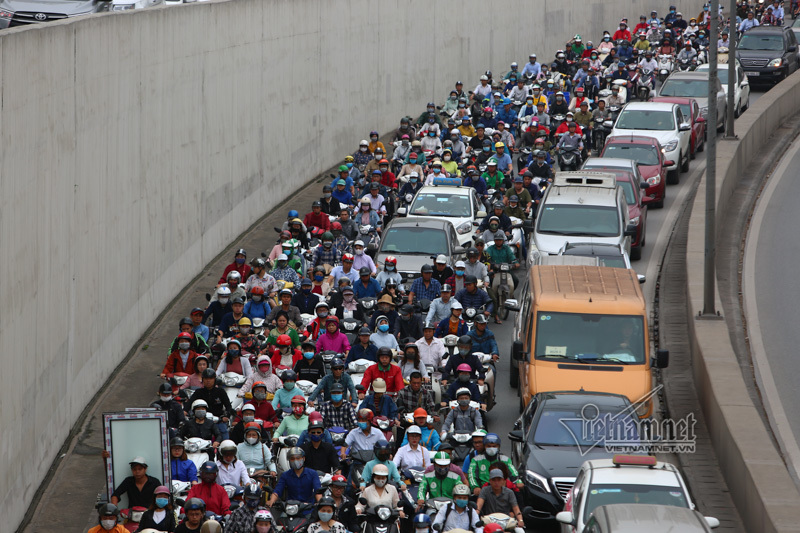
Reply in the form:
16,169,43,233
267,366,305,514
601,136,672,208
651,96,707,158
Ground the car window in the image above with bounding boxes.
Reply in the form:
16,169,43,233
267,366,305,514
381,226,449,255
602,143,659,165
521,397,538,434
616,109,676,130
410,192,472,217
660,79,708,98
675,107,684,125
538,205,621,237
739,33,785,51
583,484,690,523
618,180,637,206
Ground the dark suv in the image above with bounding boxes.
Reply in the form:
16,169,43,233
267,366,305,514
737,26,800,85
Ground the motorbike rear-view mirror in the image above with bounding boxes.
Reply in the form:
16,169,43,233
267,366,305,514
432,524,443,532
205,293,211,302
359,497,368,506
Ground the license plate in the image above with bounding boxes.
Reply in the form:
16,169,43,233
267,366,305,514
745,71,760,76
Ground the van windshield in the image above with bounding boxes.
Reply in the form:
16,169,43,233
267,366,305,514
534,312,646,364
537,205,620,237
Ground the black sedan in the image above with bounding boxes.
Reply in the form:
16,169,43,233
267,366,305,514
508,391,646,522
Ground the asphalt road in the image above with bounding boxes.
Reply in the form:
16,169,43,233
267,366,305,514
743,131,800,485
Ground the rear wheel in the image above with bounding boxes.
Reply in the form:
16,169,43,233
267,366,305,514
631,244,642,260
667,167,680,185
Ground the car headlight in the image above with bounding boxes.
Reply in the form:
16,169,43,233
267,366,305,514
630,216,640,226
456,221,472,235
647,174,661,186
769,58,784,68
664,140,678,152
525,469,552,493
0,9,13,17
636,399,652,418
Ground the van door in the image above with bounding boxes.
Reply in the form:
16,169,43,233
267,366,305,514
519,290,534,402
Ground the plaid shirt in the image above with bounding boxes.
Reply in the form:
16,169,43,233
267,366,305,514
271,266,299,284
313,245,340,267
396,384,436,416
225,505,256,533
334,235,350,253
409,277,442,302
317,400,359,430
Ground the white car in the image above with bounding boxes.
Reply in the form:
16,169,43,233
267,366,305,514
610,102,691,186
556,455,694,533
695,61,751,117
397,178,487,244
111,0,161,9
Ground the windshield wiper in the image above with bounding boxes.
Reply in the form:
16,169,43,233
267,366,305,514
595,357,631,365
539,230,584,235
536,353,569,359
573,354,601,363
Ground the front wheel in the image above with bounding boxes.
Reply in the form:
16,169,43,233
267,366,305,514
498,291,510,320
667,166,680,185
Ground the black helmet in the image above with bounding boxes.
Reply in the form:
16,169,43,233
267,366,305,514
244,483,263,500
373,439,393,459
318,496,337,508
458,335,474,346
201,368,217,380
467,248,479,257
281,369,297,382
331,358,345,370
184,498,206,511
312,200,322,207
464,275,478,285
158,382,172,395
200,461,219,474
170,437,185,448
97,503,120,517
179,317,193,328
377,347,393,358
421,264,434,273
331,383,345,393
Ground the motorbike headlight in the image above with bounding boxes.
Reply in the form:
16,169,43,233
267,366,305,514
454,433,471,443
286,504,299,516
466,308,477,318
526,469,552,493
664,140,678,152
377,507,392,521
456,221,472,235
630,216,640,226
769,58,784,68
186,443,199,453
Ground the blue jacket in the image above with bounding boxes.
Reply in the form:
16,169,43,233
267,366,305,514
400,426,441,451
358,393,398,420
354,278,382,299
309,372,359,403
332,187,353,206
346,343,378,365
274,467,321,504
467,329,499,356
171,458,198,483
463,175,488,196
495,108,518,126
244,300,272,320
454,288,493,314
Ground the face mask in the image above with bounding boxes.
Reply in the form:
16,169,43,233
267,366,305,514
455,270,464,276
346,162,353,169
160,395,173,402
223,455,234,464
235,257,245,265
155,497,169,508
483,147,490,152
458,348,469,356
318,311,329,319
241,326,252,334
471,174,479,181
458,374,470,383
252,293,264,302
310,433,323,442
228,349,240,358
318,511,334,522
290,459,304,470
455,499,468,509
358,421,370,431
328,393,343,403
292,406,304,416
489,224,499,231
195,410,207,419
374,478,387,488
244,414,256,423
443,154,451,161
218,297,229,305
459,103,466,108
284,382,295,391
101,520,117,530
458,399,470,407
485,446,499,457
410,178,418,184
257,526,272,533
313,274,325,282
433,168,441,174
253,391,266,401
303,351,314,360
378,324,389,333
360,147,368,152
245,498,259,510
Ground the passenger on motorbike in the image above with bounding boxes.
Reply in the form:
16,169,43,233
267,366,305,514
509,78,531,106
307,497,347,533
355,197,382,234
317,316,352,354
394,117,417,142
415,322,446,370
443,335,486,383
673,11,688,31
246,282,274,322
417,102,443,128
347,327,378,364
180,398,222,446
241,379,279,424
361,440,403,490
354,139,374,167
461,429,487,473
397,342,427,380
479,203,513,240
215,339,252,378
321,185,343,218
648,10,660,26
444,261,467,294
457,115,476,139
574,101,594,150
188,366,235,438
434,300,468,339
462,165,489,198
153,381,186,431
294,340,326,383
440,149,459,177
617,39,634,62
216,439,251,486
270,253,300,285
233,317,259,354
237,423,277,476
504,195,526,221
274,395,310,438
182,354,211,391
266,294,302,335
169,437,198,484
309,358,358,405
613,20,632,41
445,363,482,402
431,483,480,531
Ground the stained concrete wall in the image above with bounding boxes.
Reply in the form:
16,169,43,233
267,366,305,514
686,73,800,532
0,0,704,529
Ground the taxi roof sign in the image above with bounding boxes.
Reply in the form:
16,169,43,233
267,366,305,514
431,176,463,187
612,454,657,468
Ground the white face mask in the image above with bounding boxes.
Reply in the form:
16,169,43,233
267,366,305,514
160,395,172,402
360,147,368,152
179,342,190,351
374,477,387,488
218,297,229,305
246,436,259,445
355,249,364,255
101,520,117,530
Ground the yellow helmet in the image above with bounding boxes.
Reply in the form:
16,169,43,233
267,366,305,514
238,317,252,326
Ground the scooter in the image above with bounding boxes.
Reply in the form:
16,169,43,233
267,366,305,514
219,372,246,411
557,145,581,171
184,437,213,469
635,68,654,101
439,429,474,465
274,434,299,475
359,501,401,533
347,358,374,385
657,54,674,83
272,500,313,533
119,507,147,532
483,512,520,531
491,263,515,320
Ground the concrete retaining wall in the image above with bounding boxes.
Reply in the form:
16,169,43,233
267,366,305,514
686,72,800,532
0,0,704,529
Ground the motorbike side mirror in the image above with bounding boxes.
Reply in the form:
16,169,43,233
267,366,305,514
175,498,186,507
475,521,484,528
359,497,368,506
261,252,267,257
205,293,211,302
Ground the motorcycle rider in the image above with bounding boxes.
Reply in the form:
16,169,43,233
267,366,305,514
274,395,310,438
361,440,403,490
294,339,326,383
355,267,382,298
617,39,634,62
443,387,485,432
180,399,222,447
396,305,424,341
467,433,522,495
301,419,341,474
216,439,251,486
461,429,487,473
445,366,482,405
441,148,460,176
89,504,127,533
238,423,277,476
361,348,404,393
416,452,464,511
647,22,663,44
443,335,486,383
677,40,698,63
324,475,359,532
309,358,358,405
225,482,263,533
218,248,252,286
434,300,468,338
673,11,688,31
468,314,500,363
417,102,442,128
169,437,198,483
658,37,676,56
356,463,403,517
457,115,476,139
607,84,626,107
431,484,481,532
613,19,632,41
308,497,347,533
467,123,489,153
320,184,342,216
346,326,378,364
396,373,437,420
161,332,198,378
315,382,359,430
549,91,569,116
398,170,423,199
478,206,512,243
416,322,446,370
214,338,252,378
472,74,493,103
465,248,489,285
329,253,359,287
462,166,489,198
270,254,300,285
153,382,186,431
354,139,374,167
358,374,399,419
332,177,353,207
408,264,442,305
476,469,526,533
316,316,351,354
633,32,651,52
445,261,468,294
394,424,432,470
244,286,271,321
186,462,232,516
455,274,494,319
268,447,322,505
718,30,730,49
212,270,247,303
556,122,584,165
394,116,417,142
188,368,234,440
342,409,385,460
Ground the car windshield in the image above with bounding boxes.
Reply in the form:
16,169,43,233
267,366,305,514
381,226,449,255
537,205,620,237
616,109,675,131
584,484,689,522
603,144,660,165
534,312,646,364
532,409,641,447
738,34,785,51
659,79,708,98
410,192,472,217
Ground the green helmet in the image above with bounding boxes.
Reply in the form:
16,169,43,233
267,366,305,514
433,451,451,466
487,157,498,166
338,165,349,172
322,232,333,241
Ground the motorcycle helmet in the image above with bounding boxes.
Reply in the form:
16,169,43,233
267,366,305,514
453,484,470,496
433,451,451,466
184,497,206,511
281,369,297,382
373,439,393,461
97,503,120,518
158,382,172,395
200,368,216,380
170,437,184,448
414,513,433,528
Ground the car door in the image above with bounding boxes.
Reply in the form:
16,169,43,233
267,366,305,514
675,106,689,154
511,395,539,463
715,77,726,126
737,64,750,107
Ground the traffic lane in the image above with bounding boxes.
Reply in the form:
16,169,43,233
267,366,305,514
746,134,800,475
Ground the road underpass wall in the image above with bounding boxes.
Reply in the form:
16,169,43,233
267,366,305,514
686,71,800,532
0,0,705,529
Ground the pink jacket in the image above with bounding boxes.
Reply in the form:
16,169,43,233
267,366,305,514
315,331,351,354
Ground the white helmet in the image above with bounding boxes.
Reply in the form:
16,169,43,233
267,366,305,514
219,440,237,453
217,286,231,296
373,464,390,477
450,300,463,310
453,484,470,496
192,399,208,411
480,75,489,81
360,139,369,146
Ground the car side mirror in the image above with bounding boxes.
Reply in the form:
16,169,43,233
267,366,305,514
512,340,527,361
624,224,637,236
789,45,797,52
504,299,520,312
556,511,576,526
639,182,650,189
679,123,691,131
397,207,407,216
664,160,675,166
654,349,669,368
508,430,524,442
454,246,467,255
637,274,646,284
705,516,721,529
476,210,487,218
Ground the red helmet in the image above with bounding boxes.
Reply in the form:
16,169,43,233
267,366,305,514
291,395,307,405
252,380,267,390
457,363,472,373
251,286,265,296
385,256,397,266
332,222,343,230
483,107,493,113
277,334,292,346
178,332,192,340
379,159,389,165
342,253,355,262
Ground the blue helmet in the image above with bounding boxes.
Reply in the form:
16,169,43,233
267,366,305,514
484,433,501,446
200,461,219,474
414,513,432,526
288,209,299,219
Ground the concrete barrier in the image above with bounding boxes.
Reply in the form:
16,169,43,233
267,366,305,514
686,72,800,532
0,0,705,529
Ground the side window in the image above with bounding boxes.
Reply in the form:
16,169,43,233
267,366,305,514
522,396,538,432
571,469,586,510
738,66,745,83
675,107,683,126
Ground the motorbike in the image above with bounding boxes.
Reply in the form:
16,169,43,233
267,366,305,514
634,68,654,101
274,434,299,475
657,54,674,83
349,449,376,490
491,263,516,320
557,145,581,171
272,500,313,533
318,349,342,375
463,305,486,331
483,512,520,532
718,46,729,64
119,507,147,532
677,57,695,71
358,502,401,533
592,116,609,152
219,371,246,411
358,225,381,257
295,379,316,397
401,466,426,502
373,415,395,443
184,437,214,469
439,429,474,465
358,296,378,320
347,358,374,385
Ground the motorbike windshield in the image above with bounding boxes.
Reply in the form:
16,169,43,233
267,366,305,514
410,193,472,217
531,408,641,447
602,144,659,165
381,227,449,255
534,311,646,364
738,34,784,51
658,79,707,98
537,205,620,237
615,109,675,130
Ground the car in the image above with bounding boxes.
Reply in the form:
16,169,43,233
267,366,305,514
609,102,690,186
555,455,694,533
557,243,644,283
650,97,706,160
581,158,648,259
532,172,635,258
657,71,727,132
397,178,487,242
694,62,751,117
579,504,720,533
791,18,800,45
507,391,646,522
737,26,800,85
599,136,670,208
0,0,107,27
374,216,467,283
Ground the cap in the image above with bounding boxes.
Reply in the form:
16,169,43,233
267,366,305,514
359,327,371,336
513,175,524,183
129,456,148,467
489,469,504,479
372,378,387,393
359,267,371,276
435,254,447,264
277,253,288,261
191,307,204,315
455,260,466,268
301,278,312,286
